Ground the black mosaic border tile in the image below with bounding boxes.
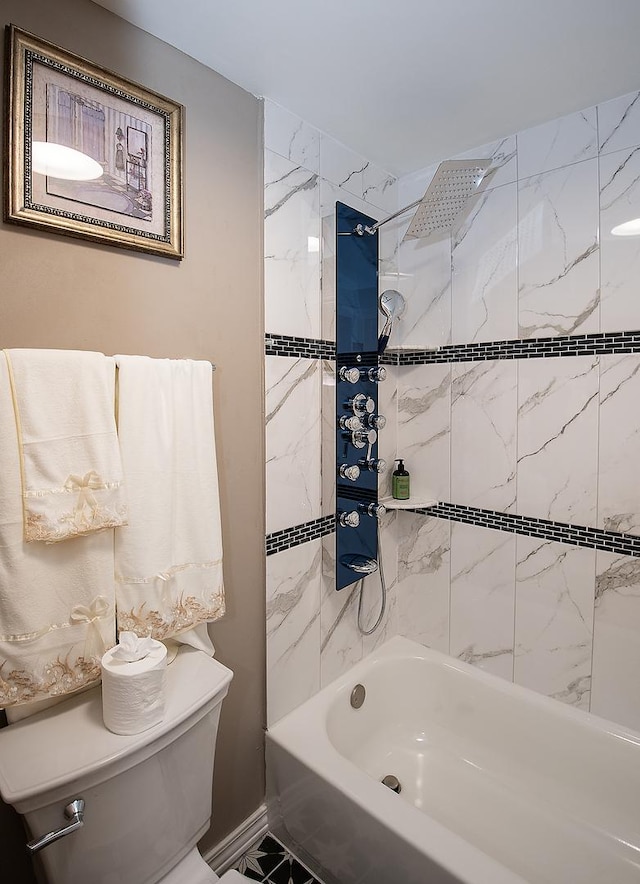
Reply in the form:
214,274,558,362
265,334,335,360
233,833,324,883
386,330,640,365
413,502,640,557
266,514,335,555
336,351,378,366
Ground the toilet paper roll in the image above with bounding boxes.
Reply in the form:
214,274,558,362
101,640,167,735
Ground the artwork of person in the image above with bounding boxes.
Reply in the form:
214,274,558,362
115,142,125,171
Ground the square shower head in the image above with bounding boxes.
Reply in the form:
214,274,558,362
403,159,492,241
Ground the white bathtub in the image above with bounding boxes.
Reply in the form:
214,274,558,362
266,635,640,884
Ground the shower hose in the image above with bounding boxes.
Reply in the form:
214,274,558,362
357,520,387,636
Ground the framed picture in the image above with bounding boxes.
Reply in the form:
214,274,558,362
4,25,183,259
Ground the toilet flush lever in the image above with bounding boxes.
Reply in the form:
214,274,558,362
26,798,85,854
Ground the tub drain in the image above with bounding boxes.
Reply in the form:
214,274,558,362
350,684,366,709
381,774,401,794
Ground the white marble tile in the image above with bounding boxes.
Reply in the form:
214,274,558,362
362,162,397,214
514,538,595,710
377,507,399,591
450,522,515,680
398,162,439,207
396,363,451,504
266,355,321,533
597,354,640,535
321,360,336,517
396,513,450,652
453,134,517,190
362,509,399,655
396,233,452,349
377,364,398,501
320,178,338,343
266,540,322,725
452,182,518,344
591,552,640,732
320,538,364,687
320,172,381,220
518,160,599,338
264,99,320,174
362,580,398,656
378,220,399,283
599,146,640,331
517,357,598,525
598,90,640,156
451,360,517,512
517,108,598,179
264,150,321,338
320,134,368,199
358,567,398,653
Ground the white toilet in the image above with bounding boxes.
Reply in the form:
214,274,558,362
0,647,249,884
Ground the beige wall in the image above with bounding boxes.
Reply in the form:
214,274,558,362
0,0,265,877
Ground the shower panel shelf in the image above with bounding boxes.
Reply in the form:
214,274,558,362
380,496,437,510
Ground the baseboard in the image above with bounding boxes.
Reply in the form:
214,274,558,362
203,803,269,875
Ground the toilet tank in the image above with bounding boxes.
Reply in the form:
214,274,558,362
0,647,233,884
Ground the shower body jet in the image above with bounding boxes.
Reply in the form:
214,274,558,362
355,159,492,242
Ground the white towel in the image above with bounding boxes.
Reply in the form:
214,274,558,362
0,358,116,709
3,349,127,543
114,356,225,650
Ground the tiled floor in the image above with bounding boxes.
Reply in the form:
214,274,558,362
232,833,324,883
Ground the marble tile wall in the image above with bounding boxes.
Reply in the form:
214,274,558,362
392,88,640,732
263,99,398,724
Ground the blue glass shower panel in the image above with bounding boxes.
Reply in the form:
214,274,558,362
336,493,378,592
336,203,378,355
335,202,381,590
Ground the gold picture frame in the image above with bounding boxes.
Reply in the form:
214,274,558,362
4,25,183,259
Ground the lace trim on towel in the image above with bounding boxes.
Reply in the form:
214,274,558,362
117,593,226,640
0,654,102,707
24,472,127,543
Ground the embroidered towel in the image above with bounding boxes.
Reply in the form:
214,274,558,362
0,357,116,708
3,349,127,543
114,356,225,648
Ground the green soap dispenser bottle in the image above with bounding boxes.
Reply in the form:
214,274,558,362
392,459,410,500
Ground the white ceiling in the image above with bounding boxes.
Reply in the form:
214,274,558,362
92,0,640,176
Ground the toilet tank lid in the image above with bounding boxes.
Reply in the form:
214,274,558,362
0,648,233,808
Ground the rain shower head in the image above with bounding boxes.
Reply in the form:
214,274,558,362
404,159,491,240
355,159,492,241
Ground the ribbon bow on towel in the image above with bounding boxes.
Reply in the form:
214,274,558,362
65,470,105,516
70,595,111,661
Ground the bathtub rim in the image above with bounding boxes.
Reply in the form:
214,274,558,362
267,635,640,884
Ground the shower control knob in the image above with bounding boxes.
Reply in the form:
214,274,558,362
366,366,387,383
359,503,387,519
359,457,387,473
366,414,386,430
339,366,360,384
338,510,360,528
339,415,363,431
339,464,360,482
348,393,375,416
351,429,377,449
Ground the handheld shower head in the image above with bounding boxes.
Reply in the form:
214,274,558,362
355,159,491,241
378,289,406,354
